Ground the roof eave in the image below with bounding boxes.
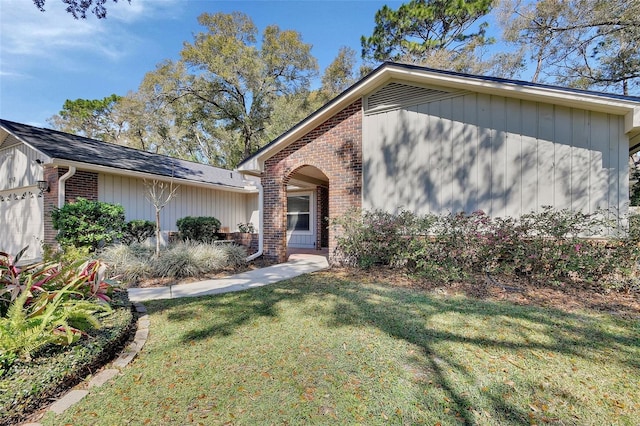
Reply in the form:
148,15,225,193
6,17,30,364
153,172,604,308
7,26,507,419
237,65,393,174
48,159,257,193
239,63,640,174
384,66,640,116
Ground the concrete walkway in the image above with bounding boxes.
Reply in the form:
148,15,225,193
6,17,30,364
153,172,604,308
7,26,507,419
127,253,329,302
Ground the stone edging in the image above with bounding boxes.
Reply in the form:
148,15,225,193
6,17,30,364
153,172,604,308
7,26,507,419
22,302,148,426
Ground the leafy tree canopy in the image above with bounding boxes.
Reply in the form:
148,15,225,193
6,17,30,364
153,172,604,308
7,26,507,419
498,0,640,95
48,94,124,142
361,0,494,72
32,0,129,19
147,11,319,166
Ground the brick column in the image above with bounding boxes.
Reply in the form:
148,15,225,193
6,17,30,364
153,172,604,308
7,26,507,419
42,166,59,247
42,167,99,248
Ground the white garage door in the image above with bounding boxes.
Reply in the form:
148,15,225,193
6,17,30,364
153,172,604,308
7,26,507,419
0,188,43,263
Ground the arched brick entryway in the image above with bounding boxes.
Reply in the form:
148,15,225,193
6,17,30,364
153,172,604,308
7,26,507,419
261,100,363,263
284,165,329,252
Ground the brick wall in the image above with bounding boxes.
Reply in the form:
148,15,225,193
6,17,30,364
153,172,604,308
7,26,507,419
262,100,363,262
42,167,99,246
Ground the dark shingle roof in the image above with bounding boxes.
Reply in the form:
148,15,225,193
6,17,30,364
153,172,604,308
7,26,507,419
0,119,247,189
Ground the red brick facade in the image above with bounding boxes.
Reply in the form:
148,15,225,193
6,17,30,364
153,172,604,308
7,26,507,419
262,100,363,262
42,167,99,246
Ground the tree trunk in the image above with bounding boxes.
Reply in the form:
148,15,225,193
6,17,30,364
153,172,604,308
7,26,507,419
155,209,161,257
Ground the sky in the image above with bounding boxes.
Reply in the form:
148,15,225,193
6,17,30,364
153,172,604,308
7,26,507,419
0,0,408,128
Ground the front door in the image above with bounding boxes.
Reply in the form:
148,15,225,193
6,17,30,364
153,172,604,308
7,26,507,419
286,191,315,248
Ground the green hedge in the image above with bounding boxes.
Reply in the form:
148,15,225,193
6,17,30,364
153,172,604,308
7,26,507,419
333,208,640,292
121,220,156,245
176,216,221,243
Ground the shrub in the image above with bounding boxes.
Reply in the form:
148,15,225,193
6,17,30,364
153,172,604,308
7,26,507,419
176,216,221,243
332,209,425,268
0,249,119,373
98,242,246,284
226,244,249,268
98,244,154,285
51,198,125,251
121,220,156,245
42,244,91,266
333,208,640,291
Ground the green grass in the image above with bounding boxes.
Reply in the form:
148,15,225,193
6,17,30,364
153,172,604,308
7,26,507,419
42,272,639,425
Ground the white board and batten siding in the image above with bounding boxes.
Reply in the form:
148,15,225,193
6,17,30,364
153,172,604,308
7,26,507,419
363,83,629,220
0,138,48,261
98,174,259,239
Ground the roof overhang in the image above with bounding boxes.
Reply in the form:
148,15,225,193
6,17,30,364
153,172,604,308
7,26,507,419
238,62,640,174
47,159,257,193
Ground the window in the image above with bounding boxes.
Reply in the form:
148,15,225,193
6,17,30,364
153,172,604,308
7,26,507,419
287,194,311,232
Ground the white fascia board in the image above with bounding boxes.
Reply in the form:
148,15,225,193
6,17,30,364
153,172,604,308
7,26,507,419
0,127,51,161
48,159,257,193
625,107,640,134
236,157,262,175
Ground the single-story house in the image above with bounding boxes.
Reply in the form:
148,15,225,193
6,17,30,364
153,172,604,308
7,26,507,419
237,62,640,263
3,62,640,265
0,119,259,262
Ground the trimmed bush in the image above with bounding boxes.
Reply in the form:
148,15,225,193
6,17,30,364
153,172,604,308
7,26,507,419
333,208,640,291
176,216,221,243
51,198,125,251
121,220,156,245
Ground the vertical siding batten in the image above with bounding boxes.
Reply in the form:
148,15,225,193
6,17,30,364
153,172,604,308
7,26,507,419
360,86,629,224
505,97,523,218
98,174,254,233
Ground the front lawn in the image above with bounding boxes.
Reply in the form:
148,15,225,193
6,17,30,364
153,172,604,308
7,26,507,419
42,271,639,425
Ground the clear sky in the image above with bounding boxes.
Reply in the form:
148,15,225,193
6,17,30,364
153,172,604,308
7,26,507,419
0,0,407,128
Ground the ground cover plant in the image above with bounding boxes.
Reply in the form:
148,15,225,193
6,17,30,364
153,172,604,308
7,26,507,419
40,271,639,425
0,249,134,425
98,241,248,286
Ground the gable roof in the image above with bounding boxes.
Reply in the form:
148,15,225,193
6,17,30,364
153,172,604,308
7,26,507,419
238,61,640,174
0,119,252,191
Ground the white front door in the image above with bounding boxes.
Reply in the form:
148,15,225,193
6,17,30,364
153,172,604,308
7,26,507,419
286,191,315,248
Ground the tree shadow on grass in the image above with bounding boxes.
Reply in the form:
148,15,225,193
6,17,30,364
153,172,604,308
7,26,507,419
142,272,639,425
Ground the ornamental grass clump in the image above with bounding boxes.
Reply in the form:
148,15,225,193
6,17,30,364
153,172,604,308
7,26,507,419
333,208,640,291
98,241,247,285
152,241,225,278
98,243,154,284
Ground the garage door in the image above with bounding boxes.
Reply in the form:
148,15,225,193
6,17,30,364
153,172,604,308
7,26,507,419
0,188,43,262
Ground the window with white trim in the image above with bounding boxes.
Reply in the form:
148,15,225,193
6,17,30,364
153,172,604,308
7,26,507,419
287,194,311,232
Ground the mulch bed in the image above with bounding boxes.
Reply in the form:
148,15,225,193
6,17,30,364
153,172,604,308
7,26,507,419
130,260,639,319
130,258,275,288
328,267,640,320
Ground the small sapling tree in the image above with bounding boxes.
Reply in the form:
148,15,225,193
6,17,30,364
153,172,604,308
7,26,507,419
144,179,179,256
